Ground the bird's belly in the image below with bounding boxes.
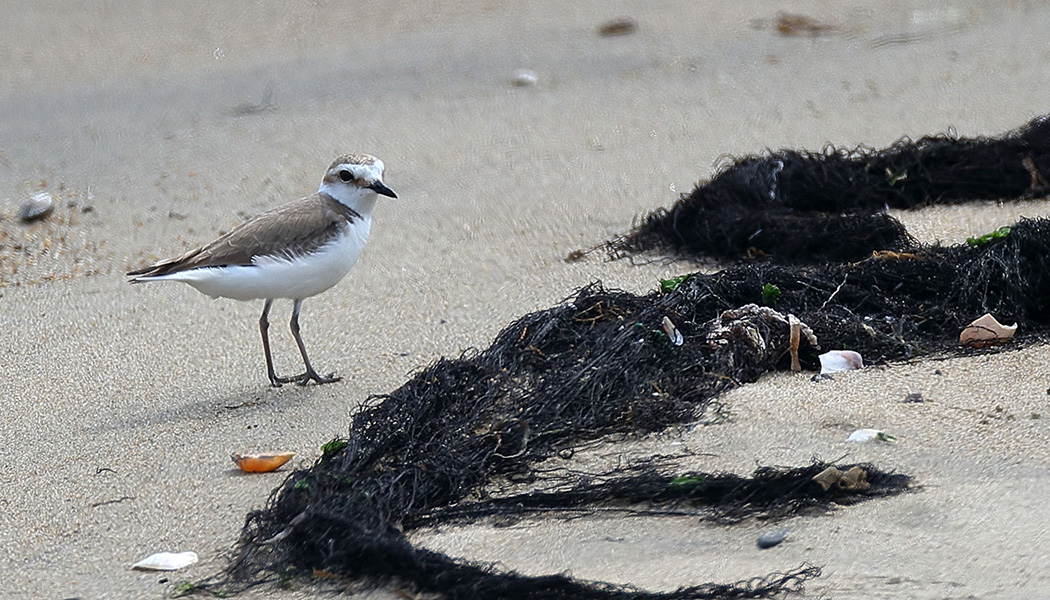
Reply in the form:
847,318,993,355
183,228,367,301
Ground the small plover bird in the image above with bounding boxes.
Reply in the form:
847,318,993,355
128,154,396,386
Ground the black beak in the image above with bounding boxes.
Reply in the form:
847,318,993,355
369,181,397,198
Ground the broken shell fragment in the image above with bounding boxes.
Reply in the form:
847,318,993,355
661,316,684,346
132,551,198,571
19,191,55,222
232,451,295,473
960,313,1017,348
846,428,898,444
818,350,863,374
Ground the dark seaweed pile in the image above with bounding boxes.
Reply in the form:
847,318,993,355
610,115,1050,262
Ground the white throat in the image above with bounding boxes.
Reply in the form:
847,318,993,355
319,183,379,218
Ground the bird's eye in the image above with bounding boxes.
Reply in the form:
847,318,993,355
339,170,353,182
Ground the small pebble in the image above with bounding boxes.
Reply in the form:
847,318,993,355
757,528,789,549
511,68,538,87
19,191,55,222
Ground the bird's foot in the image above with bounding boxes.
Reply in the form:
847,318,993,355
297,369,341,386
270,370,341,386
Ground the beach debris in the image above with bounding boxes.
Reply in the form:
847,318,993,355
788,314,803,371
818,350,863,374
812,466,872,492
708,305,819,354
846,428,898,444
775,12,837,37
659,274,689,293
598,17,637,37
661,316,684,346
510,68,538,87
756,528,789,549
811,467,839,491
132,551,198,571
959,313,1017,347
18,191,54,222
966,225,1011,247
903,392,924,403
231,451,294,473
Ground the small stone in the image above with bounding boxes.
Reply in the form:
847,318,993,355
19,191,54,222
903,392,924,403
511,68,538,87
757,528,789,549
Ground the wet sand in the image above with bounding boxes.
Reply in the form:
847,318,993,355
2,1,1049,597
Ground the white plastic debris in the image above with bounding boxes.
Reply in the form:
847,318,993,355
818,350,863,374
960,313,1017,347
132,551,199,571
846,428,898,444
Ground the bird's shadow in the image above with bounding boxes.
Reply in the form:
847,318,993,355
84,382,331,434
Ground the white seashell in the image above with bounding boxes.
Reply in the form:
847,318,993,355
959,313,1017,347
511,68,538,87
661,316,684,346
846,428,898,443
19,191,55,222
132,551,199,571
818,350,863,374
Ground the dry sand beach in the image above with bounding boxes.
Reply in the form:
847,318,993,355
3,1,1050,598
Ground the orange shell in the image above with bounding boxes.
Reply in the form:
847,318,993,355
232,452,295,473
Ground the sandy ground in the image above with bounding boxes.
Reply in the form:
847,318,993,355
2,1,1050,598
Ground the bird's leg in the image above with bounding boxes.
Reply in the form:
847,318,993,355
288,299,341,385
259,298,286,387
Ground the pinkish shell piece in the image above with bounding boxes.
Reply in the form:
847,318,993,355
960,313,1017,347
818,350,863,374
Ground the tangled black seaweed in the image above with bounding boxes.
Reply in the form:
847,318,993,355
610,115,1050,262
408,462,910,529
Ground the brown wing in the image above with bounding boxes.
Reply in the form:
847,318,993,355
128,193,360,278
